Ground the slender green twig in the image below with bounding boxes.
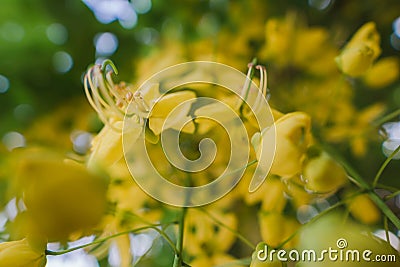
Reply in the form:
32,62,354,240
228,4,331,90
384,190,400,201
320,143,400,230
376,183,399,193
199,208,256,250
372,144,400,187
373,108,400,127
45,224,166,256
384,216,391,248
173,207,187,267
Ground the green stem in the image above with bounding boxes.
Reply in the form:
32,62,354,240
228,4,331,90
384,190,400,201
46,224,166,256
173,207,187,267
199,208,256,250
372,144,400,187
125,212,178,254
376,183,399,192
373,108,400,126
320,143,400,229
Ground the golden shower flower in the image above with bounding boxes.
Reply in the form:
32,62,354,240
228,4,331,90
364,57,400,88
336,22,381,77
303,152,348,193
259,212,300,248
252,112,312,178
345,191,381,225
15,148,108,241
0,237,47,267
260,177,287,213
184,208,238,256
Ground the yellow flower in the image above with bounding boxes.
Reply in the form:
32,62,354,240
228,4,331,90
0,237,47,267
303,152,348,193
346,22,381,59
345,191,381,225
260,177,287,213
336,43,376,77
336,22,381,77
184,208,237,256
259,212,300,248
364,57,400,88
15,148,108,241
253,112,312,178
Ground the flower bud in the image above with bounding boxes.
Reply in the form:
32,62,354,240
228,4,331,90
303,152,348,193
345,192,381,225
335,43,375,77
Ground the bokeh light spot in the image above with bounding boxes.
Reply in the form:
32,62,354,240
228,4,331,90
131,0,152,14
53,51,74,73
393,16,400,38
0,74,10,93
2,131,26,151
308,0,332,10
46,23,68,45
94,32,119,56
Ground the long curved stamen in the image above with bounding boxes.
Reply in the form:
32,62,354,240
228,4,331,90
236,62,255,110
84,62,135,130
253,65,269,114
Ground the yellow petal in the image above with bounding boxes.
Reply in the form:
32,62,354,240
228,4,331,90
364,57,400,88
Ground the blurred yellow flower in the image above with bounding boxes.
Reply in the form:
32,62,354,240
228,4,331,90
364,57,400,88
303,152,348,193
253,112,312,178
14,148,108,241
345,191,381,225
0,237,46,267
184,208,237,256
336,22,381,77
259,212,300,248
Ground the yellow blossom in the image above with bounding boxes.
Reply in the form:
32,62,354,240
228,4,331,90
303,152,348,193
364,57,400,88
259,212,300,248
345,192,381,225
184,208,237,256
336,43,376,77
253,112,312,178
260,177,287,213
336,22,381,77
0,237,47,267
15,148,108,241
